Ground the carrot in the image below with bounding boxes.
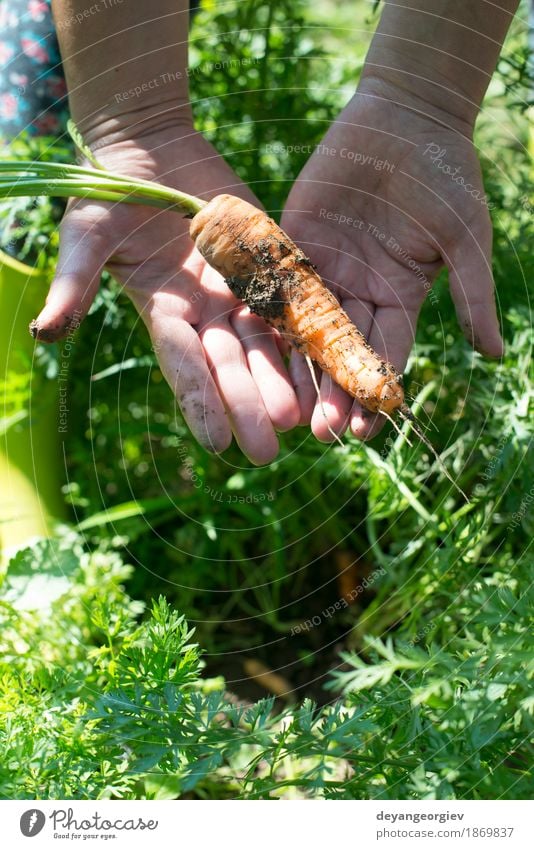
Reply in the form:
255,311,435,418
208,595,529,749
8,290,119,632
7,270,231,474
190,194,404,416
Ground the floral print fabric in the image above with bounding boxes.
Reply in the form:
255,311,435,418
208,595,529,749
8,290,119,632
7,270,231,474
0,0,68,141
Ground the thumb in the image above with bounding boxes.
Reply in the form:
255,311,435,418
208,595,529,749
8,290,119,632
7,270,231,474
447,219,504,358
30,203,109,342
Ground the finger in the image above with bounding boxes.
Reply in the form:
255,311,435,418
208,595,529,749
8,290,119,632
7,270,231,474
201,320,280,464
311,296,375,442
231,306,300,432
197,277,279,464
274,328,291,358
138,301,232,454
447,225,504,358
289,350,317,425
310,373,352,442
30,203,108,342
350,303,417,441
311,377,354,444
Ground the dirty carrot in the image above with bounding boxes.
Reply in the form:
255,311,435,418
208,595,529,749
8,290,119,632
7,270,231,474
190,194,404,416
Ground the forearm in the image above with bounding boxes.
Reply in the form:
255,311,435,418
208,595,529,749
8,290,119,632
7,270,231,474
51,0,191,143
361,0,520,129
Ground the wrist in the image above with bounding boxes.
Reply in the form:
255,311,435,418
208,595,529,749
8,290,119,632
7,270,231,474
357,72,476,138
51,0,192,145
73,96,194,150
361,0,520,136
70,121,201,190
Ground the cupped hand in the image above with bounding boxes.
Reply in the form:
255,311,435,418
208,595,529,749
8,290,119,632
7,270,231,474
281,78,503,442
32,125,299,463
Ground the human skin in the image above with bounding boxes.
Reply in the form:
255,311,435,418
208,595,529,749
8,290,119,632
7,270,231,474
282,0,521,440
42,1,520,454
43,1,300,464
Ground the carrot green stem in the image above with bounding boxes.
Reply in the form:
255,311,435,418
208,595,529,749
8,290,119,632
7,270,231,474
1,183,183,209
0,160,206,217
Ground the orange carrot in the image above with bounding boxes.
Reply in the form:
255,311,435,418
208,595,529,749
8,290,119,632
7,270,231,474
191,194,404,416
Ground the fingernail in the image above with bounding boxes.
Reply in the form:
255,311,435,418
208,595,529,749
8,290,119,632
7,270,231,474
28,310,79,342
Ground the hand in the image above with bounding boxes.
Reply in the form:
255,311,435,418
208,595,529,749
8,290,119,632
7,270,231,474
281,78,503,442
32,125,300,463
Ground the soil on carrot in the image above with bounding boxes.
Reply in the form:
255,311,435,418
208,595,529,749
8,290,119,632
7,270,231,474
226,239,323,328
226,271,287,322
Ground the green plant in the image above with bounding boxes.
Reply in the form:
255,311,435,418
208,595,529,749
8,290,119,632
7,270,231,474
1,528,531,800
0,134,71,272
